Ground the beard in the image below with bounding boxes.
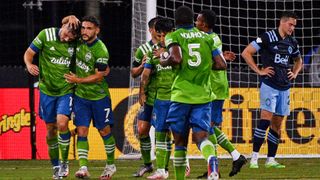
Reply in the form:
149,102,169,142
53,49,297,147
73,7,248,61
81,34,94,42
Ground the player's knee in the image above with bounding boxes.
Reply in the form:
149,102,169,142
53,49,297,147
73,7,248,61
46,124,58,139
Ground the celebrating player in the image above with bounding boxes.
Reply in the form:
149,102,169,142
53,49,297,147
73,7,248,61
23,19,78,179
63,16,116,179
241,11,303,169
160,6,227,180
195,9,247,177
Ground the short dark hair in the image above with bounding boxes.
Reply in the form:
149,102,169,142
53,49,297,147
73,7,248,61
280,11,298,20
148,17,161,28
155,18,174,33
175,6,194,26
199,9,217,29
82,16,100,27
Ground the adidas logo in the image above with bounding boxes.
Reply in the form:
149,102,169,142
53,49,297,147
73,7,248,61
273,46,278,50
50,46,55,51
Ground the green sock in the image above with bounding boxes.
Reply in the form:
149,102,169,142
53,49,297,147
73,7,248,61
140,136,151,165
199,140,216,161
77,136,89,167
214,126,235,153
173,148,186,180
208,129,218,156
165,132,172,170
47,136,59,166
102,134,115,165
155,132,167,169
58,130,71,162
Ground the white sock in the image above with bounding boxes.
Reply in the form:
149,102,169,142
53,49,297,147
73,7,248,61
251,152,259,163
266,157,275,163
230,150,241,161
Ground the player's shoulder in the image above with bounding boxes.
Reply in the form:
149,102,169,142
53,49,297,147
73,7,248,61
137,41,153,55
40,27,58,41
260,29,280,43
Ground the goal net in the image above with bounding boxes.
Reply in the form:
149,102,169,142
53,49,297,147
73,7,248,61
125,0,320,158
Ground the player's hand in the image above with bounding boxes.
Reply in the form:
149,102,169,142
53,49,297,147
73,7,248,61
66,15,80,30
153,48,166,58
259,67,275,77
223,51,236,61
26,64,39,76
64,72,78,83
138,92,146,106
287,69,297,80
141,55,147,66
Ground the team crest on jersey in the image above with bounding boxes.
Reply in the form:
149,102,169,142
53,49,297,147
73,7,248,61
68,48,74,56
288,46,293,54
85,52,92,61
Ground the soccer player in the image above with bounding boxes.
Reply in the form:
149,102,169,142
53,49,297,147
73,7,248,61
195,9,247,177
159,6,227,180
63,16,116,179
241,11,302,168
131,17,160,177
23,20,78,179
139,18,175,180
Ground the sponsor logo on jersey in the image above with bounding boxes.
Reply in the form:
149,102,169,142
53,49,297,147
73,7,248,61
50,57,70,66
156,64,172,72
85,52,92,62
76,60,90,73
274,54,289,64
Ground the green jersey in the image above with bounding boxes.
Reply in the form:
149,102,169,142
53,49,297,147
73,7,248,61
165,27,219,104
134,41,157,105
31,27,74,96
145,51,175,101
209,32,229,100
74,39,110,100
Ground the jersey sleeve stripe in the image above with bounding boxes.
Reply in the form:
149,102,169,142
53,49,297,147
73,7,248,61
45,29,49,41
51,28,56,41
271,30,278,41
49,28,53,41
142,44,149,54
146,43,152,52
251,41,261,51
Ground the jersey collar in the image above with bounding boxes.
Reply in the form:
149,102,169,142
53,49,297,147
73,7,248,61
176,25,194,30
85,38,99,47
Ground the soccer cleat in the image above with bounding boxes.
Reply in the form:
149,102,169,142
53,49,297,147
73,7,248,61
229,155,247,177
132,164,154,177
75,166,90,179
147,169,169,179
58,161,69,177
52,166,62,180
185,161,191,177
100,164,117,180
249,162,259,169
265,161,285,168
208,156,219,180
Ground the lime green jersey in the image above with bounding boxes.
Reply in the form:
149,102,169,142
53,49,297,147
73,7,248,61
30,27,74,96
165,27,220,104
209,32,229,100
135,41,157,105
74,39,110,100
145,51,175,101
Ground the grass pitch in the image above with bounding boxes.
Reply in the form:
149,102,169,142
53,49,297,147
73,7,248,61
0,158,319,179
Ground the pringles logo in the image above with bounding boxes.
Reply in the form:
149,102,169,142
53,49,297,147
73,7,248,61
0,109,31,135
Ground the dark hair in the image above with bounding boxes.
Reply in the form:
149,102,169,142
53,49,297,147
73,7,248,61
148,17,161,28
280,11,298,20
175,6,194,26
155,18,174,33
81,16,100,27
199,9,217,29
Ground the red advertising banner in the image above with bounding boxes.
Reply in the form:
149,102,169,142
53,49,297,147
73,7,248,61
0,88,48,159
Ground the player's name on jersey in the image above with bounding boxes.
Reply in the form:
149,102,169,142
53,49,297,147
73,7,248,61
180,31,206,39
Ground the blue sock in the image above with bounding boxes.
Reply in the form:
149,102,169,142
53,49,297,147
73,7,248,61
253,119,270,152
267,128,279,157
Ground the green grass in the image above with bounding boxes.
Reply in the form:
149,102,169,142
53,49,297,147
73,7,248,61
0,158,319,179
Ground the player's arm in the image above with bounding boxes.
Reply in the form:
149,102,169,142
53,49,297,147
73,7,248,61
131,55,146,78
62,15,80,30
139,67,151,106
212,48,227,70
160,44,182,66
24,47,39,76
241,43,275,77
288,56,303,80
223,51,236,61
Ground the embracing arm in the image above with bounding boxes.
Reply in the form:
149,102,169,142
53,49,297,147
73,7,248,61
159,45,182,67
139,68,151,106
